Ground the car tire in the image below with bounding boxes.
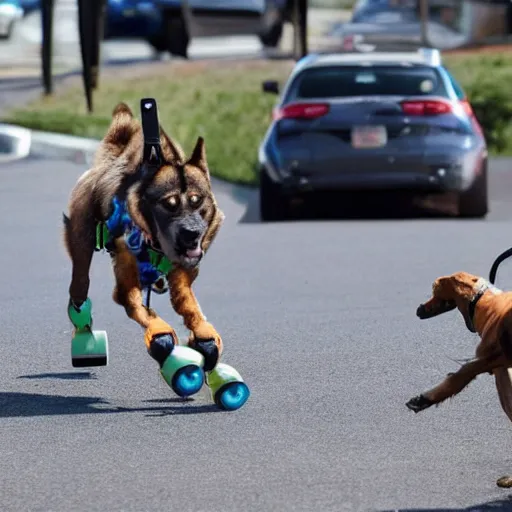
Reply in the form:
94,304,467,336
162,13,189,58
148,35,168,53
260,169,286,222
0,21,14,40
458,164,488,218
259,21,283,48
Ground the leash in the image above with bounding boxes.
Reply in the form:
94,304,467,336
489,246,512,285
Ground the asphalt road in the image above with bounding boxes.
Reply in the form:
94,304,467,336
3,155,512,512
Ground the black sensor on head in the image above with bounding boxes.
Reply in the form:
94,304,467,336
140,98,163,166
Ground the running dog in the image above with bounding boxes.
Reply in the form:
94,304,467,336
406,271,512,487
63,101,225,372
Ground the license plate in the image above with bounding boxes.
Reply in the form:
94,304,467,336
351,125,387,149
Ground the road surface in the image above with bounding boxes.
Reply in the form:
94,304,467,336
2,154,512,511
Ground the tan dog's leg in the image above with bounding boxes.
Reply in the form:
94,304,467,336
406,354,506,413
168,265,223,371
111,239,179,365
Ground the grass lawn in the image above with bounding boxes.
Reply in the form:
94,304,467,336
3,50,512,186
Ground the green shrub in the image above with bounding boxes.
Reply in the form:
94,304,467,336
444,54,512,153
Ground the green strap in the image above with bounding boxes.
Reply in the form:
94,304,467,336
95,221,173,274
95,222,109,251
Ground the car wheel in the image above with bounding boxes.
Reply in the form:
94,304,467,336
259,21,283,48
0,21,14,40
147,35,168,53
162,12,189,58
260,169,286,222
458,164,488,218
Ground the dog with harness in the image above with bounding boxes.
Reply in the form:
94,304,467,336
406,269,512,487
62,98,250,411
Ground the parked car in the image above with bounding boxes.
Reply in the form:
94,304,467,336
258,48,488,221
330,0,511,52
104,0,293,57
0,0,23,39
18,0,294,57
154,0,294,57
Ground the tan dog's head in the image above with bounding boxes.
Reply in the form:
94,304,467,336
416,271,489,332
102,102,223,270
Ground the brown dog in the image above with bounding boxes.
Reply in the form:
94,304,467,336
406,271,512,487
63,101,225,372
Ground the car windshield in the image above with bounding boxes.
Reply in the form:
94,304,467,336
289,65,449,100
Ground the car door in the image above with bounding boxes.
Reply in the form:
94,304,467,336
181,0,266,38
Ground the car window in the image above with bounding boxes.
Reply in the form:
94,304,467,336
442,68,465,100
287,65,449,100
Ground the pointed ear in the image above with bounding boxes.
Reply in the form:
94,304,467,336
188,136,209,176
159,126,186,164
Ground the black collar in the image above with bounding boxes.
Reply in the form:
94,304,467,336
467,288,487,332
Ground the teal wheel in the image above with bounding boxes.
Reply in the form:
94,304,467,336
159,345,205,398
71,330,108,367
214,381,250,411
206,363,250,411
172,365,205,398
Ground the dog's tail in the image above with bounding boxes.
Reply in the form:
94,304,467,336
98,102,140,161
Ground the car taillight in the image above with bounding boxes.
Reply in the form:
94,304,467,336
273,103,330,121
460,99,484,137
400,100,453,116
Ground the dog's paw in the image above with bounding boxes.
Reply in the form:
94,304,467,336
497,476,512,488
188,322,223,372
406,394,434,413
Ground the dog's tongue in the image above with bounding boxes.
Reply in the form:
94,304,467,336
186,246,202,258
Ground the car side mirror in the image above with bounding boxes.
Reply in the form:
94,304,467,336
262,80,279,94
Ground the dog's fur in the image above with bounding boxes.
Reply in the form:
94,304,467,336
63,102,225,364
406,271,512,487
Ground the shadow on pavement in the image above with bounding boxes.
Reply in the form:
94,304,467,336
378,495,512,511
236,189,467,224
17,372,97,380
0,391,221,418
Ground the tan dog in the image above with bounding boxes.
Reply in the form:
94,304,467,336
406,271,512,487
63,101,225,372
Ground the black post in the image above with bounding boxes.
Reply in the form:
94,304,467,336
298,0,308,59
41,0,54,95
90,0,106,90
291,0,308,60
77,0,95,112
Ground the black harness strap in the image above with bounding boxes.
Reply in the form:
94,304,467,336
467,287,487,332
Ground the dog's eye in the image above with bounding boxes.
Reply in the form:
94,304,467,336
189,194,202,207
164,195,180,211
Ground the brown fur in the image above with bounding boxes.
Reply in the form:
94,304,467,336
63,102,225,356
406,271,512,487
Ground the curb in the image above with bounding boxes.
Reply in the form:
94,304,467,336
0,123,100,165
0,124,32,164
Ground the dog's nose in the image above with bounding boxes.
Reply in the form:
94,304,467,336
179,227,201,246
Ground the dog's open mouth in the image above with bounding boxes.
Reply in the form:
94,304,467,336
416,298,456,319
179,245,203,268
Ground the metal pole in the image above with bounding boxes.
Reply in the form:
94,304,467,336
292,0,308,60
90,0,106,90
419,0,428,47
77,0,94,112
41,0,54,95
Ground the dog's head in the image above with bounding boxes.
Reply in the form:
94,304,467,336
132,135,218,269
101,102,223,270
416,271,491,332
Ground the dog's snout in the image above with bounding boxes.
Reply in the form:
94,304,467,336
179,227,201,246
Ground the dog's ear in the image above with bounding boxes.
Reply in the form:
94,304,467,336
159,126,186,164
187,136,209,178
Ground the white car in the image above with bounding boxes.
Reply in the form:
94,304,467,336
0,0,24,40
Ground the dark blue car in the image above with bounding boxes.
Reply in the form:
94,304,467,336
21,0,293,57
